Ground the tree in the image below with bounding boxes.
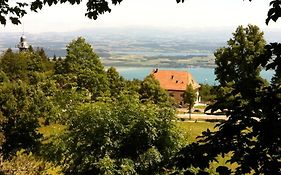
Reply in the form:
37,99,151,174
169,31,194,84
0,48,54,84
106,67,126,99
63,37,104,74
183,84,196,119
199,84,216,103
139,75,173,107
173,25,281,175
0,49,29,81
54,37,109,100
0,81,43,156
54,96,182,175
1,0,280,26
213,24,266,110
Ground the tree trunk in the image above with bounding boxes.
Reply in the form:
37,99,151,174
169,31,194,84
189,106,192,120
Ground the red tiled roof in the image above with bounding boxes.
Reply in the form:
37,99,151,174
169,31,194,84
151,69,200,91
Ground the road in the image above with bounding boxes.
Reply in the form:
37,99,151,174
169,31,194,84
177,113,228,121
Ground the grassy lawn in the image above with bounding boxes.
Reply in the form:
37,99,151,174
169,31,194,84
176,121,216,143
194,105,207,110
176,121,239,174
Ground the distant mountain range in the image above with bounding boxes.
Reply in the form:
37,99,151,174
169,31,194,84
0,27,280,67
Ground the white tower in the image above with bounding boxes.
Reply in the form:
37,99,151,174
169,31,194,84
17,35,29,52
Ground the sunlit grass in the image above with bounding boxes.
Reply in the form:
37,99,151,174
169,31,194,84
175,121,216,143
176,121,240,174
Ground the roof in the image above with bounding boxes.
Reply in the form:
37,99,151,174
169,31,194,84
151,69,200,91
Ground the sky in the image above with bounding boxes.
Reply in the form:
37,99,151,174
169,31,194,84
0,0,281,33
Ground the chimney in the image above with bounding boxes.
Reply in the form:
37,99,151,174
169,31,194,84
171,75,174,79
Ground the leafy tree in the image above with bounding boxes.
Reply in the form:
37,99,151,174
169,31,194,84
215,25,266,85
199,84,216,103
173,25,281,175
0,49,29,81
63,37,104,74
54,37,109,100
54,57,65,75
260,42,281,84
183,84,196,119
139,75,173,107
0,81,43,156
213,24,266,109
125,79,142,94
0,71,9,84
106,67,126,99
55,97,182,174
0,48,53,84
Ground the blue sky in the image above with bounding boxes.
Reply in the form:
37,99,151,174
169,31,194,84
1,0,280,33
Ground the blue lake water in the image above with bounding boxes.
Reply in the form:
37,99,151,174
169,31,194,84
115,67,274,85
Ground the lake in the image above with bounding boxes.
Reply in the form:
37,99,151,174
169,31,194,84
114,67,274,85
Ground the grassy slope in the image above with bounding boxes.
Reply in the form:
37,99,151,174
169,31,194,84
176,121,239,174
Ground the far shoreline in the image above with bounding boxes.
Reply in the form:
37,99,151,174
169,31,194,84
106,66,274,85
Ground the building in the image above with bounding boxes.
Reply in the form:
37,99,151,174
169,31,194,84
17,35,29,52
152,69,200,107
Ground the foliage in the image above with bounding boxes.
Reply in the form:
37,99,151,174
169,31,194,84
0,81,44,156
0,48,53,84
0,112,6,151
183,84,196,116
106,67,126,99
173,25,281,175
54,37,109,100
0,149,63,175
54,97,182,174
213,24,266,111
199,84,216,103
0,47,60,157
259,42,281,84
215,25,266,85
139,75,173,107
